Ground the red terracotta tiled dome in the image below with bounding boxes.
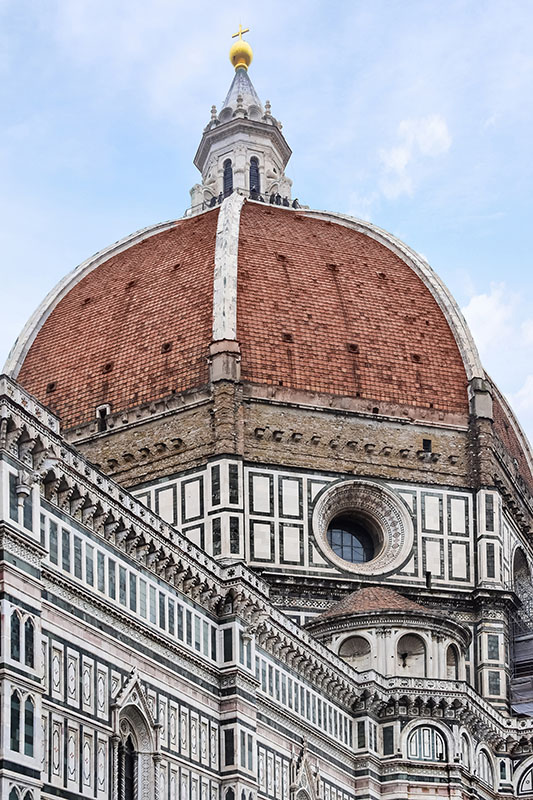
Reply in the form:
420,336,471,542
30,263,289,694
11,201,471,429
317,587,428,620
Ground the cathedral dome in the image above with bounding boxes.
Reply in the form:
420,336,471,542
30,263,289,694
7,199,477,431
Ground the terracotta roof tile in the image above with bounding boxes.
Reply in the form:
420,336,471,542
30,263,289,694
318,586,428,620
493,394,533,492
17,201,472,427
18,211,219,428
236,203,468,414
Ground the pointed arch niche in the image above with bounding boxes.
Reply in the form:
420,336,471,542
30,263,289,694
112,672,158,800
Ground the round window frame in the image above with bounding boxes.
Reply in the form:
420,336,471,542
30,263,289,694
312,479,414,576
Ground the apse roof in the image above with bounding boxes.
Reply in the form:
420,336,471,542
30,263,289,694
317,587,429,620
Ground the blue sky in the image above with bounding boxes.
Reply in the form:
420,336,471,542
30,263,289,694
1,0,532,443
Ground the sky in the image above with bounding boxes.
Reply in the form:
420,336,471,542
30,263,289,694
1,0,532,443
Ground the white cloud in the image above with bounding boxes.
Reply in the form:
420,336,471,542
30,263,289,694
379,114,451,199
347,190,379,222
399,115,452,156
462,282,533,445
521,319,533,346
461,282,516,352
511,375,533,415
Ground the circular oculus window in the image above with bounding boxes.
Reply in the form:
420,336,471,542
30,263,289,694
312,479,414,575
326,512,382,564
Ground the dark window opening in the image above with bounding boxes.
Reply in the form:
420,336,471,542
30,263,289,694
74,536,82,578
49,521,58,564
423,438,432,452
97,406,108,432
11,613,20,661
223,160,233,197
211,465,220,505
487,543,496,579
24,697,34,756
119,735,136,800
62,528,70,572
223,628,233,662
24,618,34,668
327,514,378,564
230,516,240,554
488,670,501,695
10,692,20,751
229,464,239,504
224,729,235,765
485,494,495,531
9,472,18,522
250,156,260,195
212,517,221,556
383,725,394,755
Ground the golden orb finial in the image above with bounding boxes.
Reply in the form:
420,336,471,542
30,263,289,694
230,24,253,71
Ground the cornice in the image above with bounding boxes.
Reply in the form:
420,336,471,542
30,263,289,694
194,118,292,171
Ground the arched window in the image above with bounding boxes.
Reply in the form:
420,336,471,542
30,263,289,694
397,634,426,677
23,793,33,800
10,691,21,751
116,705,156,800
478,749,494,787
24,696,34,756
11,613,21,661
24,618,34,668
226,790,235,800
9,790,19,800
461,734,471,770
250,157,260,194
446,644,459,680
338,636,372,670
407,726,446,762
223,160,233,197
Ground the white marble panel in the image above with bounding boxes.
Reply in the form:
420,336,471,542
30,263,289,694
450,498,466,534
252,475,271,514
253,523,272,560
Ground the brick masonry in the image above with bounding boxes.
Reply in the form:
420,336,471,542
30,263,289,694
237,203,469,413
17,210,219,428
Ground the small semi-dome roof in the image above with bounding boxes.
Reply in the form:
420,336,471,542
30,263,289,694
316,586,429,621
6,200,480,430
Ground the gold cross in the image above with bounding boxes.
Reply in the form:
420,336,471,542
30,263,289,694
232,24,249,41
